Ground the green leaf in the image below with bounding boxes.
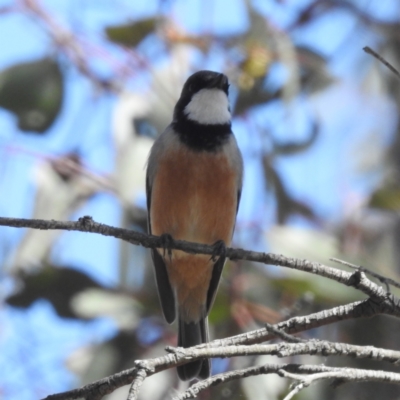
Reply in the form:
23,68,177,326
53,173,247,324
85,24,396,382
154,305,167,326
369,187,400,211
0,57,64,132
105,18,158,47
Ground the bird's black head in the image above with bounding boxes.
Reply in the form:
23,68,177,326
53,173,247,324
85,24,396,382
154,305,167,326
181,70,229,97
173,70,231,125
172,70,232,151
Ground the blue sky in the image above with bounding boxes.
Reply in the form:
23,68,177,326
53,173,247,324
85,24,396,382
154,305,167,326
0,0,398,399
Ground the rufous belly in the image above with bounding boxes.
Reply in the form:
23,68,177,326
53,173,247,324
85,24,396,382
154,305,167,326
150,147,237,321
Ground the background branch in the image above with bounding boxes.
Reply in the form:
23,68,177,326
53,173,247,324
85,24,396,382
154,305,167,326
173,363,400,400
363,46,400,80
42,298,400,400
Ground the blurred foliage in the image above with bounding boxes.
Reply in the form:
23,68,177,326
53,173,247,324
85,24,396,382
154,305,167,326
369,186,400,211
7,265,102,319
0,57,63,132
263,156,317,224
2,0,400,400
105,18,159,47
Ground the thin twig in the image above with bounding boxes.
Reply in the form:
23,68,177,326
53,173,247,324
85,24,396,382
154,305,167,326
282,380,305,400
172,364,288,400
331,257,400,291
20,0,121,91
127,368,147,400
42,324,400,400
215,299,380,347
363,46,400,80
265,322,305,343
280,366,400,399
173,363,400,400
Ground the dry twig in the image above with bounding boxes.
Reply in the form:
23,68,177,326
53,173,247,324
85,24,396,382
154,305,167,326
331,257,400,291
363,46,400,80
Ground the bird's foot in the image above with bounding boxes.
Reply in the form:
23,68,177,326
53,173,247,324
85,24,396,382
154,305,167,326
210,239,226,262
160,233,175,260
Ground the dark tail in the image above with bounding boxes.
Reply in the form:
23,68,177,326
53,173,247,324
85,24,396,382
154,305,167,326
177,317,211,381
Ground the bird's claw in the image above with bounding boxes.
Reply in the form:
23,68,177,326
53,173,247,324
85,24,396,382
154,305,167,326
210,240,226,262
160,233,174,260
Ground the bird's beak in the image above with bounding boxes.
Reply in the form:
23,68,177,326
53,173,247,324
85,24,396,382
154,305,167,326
209,73,228,89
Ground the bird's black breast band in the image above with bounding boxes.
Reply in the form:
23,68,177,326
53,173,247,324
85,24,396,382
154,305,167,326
172,120,232,152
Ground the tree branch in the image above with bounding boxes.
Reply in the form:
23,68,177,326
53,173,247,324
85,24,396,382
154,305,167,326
1,215,399,312
2,215,400,399
264,322,306,343
164,339,400,366
127,366,149,400
280,366,400,400
331,257,400,291
213,298,387,347
41,302,400,400
173,363,400,400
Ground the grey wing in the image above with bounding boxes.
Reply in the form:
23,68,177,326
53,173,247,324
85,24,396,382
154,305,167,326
146,173,176,324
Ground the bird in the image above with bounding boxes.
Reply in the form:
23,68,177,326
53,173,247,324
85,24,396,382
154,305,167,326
146,70,243,380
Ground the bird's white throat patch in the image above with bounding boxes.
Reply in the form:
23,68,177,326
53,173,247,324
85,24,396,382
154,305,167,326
184,88,231,125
